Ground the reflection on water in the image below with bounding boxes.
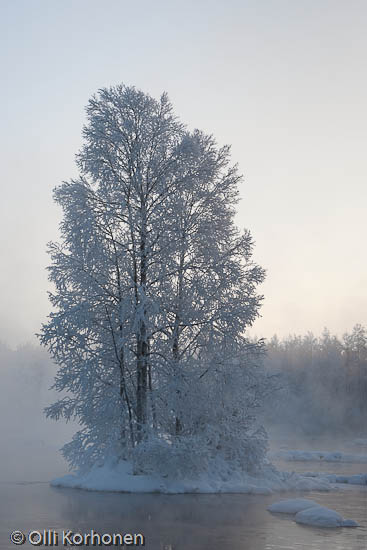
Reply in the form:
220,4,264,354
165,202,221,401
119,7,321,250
0,482,366,549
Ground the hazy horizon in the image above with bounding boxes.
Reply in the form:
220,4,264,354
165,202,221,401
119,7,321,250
1,0,366,348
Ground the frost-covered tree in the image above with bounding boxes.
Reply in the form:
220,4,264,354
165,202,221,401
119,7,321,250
342,325,367,420
39,84,267,476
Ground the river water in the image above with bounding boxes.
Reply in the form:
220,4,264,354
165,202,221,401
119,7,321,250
1,436,366,549
1,481,366,549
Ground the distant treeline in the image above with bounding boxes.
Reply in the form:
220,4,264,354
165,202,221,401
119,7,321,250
262,325,367,434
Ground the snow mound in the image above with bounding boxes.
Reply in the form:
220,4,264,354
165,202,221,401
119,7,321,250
271,450,367,463
342,519,360,527
268,499,359,528
267,498,319,514
50,460,332,494
295,506,359,528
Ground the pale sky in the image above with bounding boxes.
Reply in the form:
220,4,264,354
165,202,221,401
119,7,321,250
1,0,366,347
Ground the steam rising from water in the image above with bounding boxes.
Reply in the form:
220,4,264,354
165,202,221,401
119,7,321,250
0,343,75,482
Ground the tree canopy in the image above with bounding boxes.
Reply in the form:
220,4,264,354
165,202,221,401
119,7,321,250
39,84,267,477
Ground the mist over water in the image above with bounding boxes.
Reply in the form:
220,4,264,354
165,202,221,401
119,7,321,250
2,327,366,484
260,328,367,440
0,343,75,482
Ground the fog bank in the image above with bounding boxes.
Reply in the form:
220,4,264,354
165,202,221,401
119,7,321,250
0,343,75,482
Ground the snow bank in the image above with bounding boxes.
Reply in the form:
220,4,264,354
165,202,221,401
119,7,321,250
267,498,319,514
352,438,367,447
301,472,367,486
267,499,359,528
271,449,367,463
51,460,332,494
52,461,166,493
295,506,359,528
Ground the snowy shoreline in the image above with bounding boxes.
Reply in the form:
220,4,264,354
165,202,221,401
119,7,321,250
270,449,367,463
51,460,339,495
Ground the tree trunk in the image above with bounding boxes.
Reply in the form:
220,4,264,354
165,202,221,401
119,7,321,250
136,208,148,442
172,245,185,436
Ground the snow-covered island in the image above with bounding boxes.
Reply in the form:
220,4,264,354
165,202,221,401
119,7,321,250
51,458,336,494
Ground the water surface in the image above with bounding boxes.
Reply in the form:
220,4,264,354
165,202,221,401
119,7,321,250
1,481,366,549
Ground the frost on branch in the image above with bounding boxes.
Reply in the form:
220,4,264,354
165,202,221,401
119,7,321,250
39,84,267,479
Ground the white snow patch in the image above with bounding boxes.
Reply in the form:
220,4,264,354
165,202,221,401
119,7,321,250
295,506,359,528
50,460,332,494
352,438,367,447
300,472,367,486
271,450,367,463
268,499,359,528
267,498,320,514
